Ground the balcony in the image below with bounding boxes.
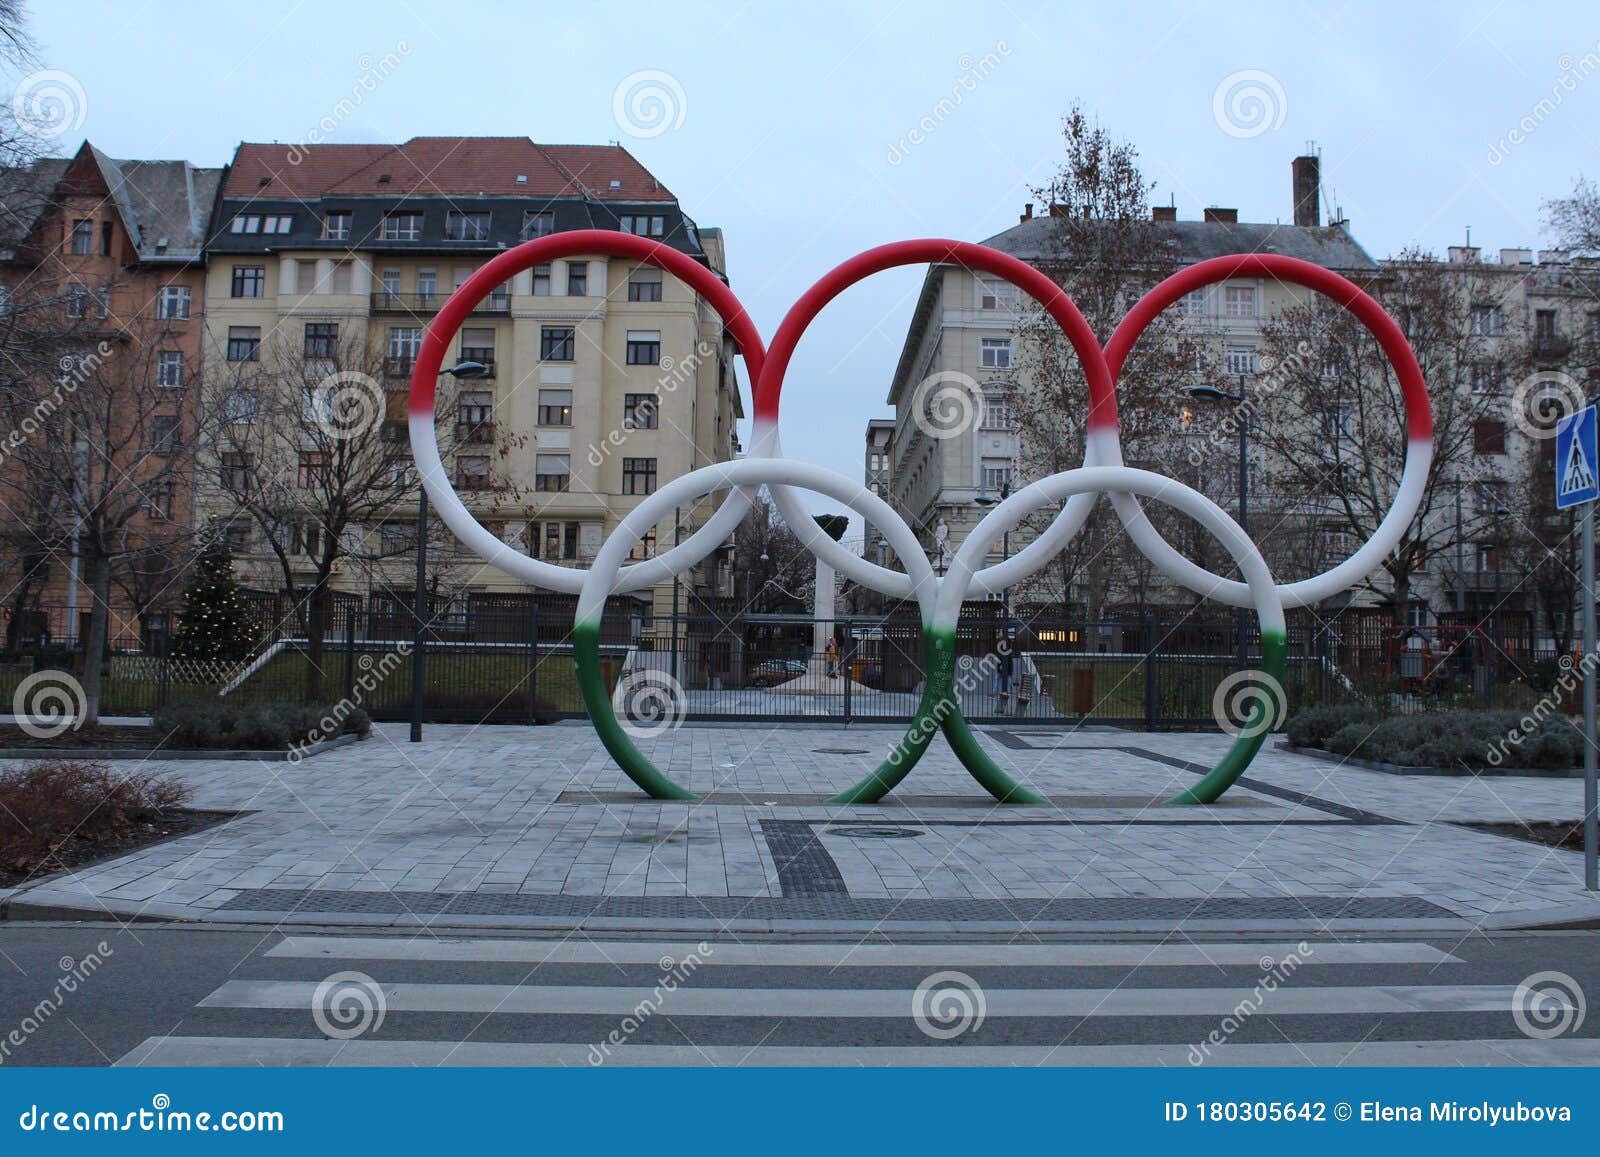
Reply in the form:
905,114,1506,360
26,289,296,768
370,291,510,316
1532,333,1574,363
455,419,496,444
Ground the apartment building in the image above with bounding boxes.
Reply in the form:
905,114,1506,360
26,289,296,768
0,141,221,648
198,136,743,620
884,154,1375,597
861,418,895,568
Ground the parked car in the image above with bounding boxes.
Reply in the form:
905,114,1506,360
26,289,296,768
749,658,807,687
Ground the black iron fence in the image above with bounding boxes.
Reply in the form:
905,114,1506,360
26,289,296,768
0,600,1572,726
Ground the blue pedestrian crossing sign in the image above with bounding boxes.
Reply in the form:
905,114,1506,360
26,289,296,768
1557,404,1600,509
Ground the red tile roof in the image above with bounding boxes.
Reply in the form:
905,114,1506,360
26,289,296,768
223,137,675,202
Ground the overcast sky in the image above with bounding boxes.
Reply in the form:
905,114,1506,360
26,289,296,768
20,0,1600,527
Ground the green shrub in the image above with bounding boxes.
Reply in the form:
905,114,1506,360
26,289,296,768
155,700,370,750
1321,709,1582,769
1285,703,1377,749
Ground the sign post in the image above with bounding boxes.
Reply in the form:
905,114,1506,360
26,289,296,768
1555,403,1599,891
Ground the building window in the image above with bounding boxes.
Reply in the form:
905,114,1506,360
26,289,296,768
623,393,658,429
1317,407,1350,440
304,322,338,359
231,265,266,298
619,215,665,237
148,479,175,519
538,388,572,426
70,218,94,254
224,388,258,424
533,264,551,296
1470,304,1503,336
981,393,1013,430
331,261,352,294
628,267,663,302
540,325,574,361
157,285,190,319
220,451,253,492
1223,285,1256,319
626,330,661,366
292,520,324,558
628,527,657,561
1473,480,1507,514
457,391,494,442
224,522,252,553
456,455,491,490
380,213,423,241
535,454,570,492
980,459,1012,493
566,261,587,296
1223,347,1258,376
229,215,261,234
522,211,555,240
152,414,180,454
66,283,87,318
1470,361,1503,393
226,326,261,362
533,520,584,561
622,457,657,495
321,211,351,240
100,220,112,255
1473,419,1506,454
980,337,1011,369
298,451,329,488
445,211,491,241
417,268,437,302
978,279,1018,310
379,269,401,302
388,327,422,372
225,325,262,362
156,351,184,388
1535,309,1559,348
460,327,495,373
260,215,293,234
380,522,417,555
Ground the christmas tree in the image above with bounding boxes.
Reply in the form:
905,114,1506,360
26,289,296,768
171,539,254,660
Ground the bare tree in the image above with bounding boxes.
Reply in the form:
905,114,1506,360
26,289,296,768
0,298,213,722
208,329,497,700
1251,251,1519,627
1011,105,1191,619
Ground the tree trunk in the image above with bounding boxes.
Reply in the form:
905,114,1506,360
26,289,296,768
79,552,112,728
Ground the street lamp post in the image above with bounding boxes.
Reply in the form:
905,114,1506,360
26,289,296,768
411,359,490,742
1189,373,1250,669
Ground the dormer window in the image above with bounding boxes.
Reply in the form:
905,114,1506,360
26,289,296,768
522,211,555,240
619,215,664,237
229,215,262,234
445,211,491,241
380,213,423,241
321,212,351,241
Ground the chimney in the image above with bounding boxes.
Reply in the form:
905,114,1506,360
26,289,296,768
1151,205,1176,222
1048,202,1068,218
1202,207,1238,224
1020,202,1033,222
1292,154,1320,227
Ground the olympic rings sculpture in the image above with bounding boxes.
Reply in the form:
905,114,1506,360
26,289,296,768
409,231,1432,806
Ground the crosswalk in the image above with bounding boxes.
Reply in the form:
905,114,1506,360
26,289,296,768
116,935,1597,1067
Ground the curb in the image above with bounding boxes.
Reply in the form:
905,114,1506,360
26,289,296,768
0,732,363,763
1276,741,1580,779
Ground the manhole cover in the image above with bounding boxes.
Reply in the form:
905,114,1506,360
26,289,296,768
822,826,926,839
812,747,870,755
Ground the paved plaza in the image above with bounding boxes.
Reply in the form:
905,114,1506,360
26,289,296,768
3,722,1596,932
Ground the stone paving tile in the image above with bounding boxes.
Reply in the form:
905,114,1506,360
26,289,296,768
5,722,1595,922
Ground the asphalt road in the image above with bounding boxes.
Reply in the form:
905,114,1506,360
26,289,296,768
1,922,1598,1066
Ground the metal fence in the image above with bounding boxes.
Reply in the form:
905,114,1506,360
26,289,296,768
0,600,1571,726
